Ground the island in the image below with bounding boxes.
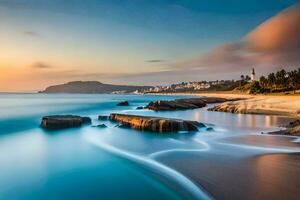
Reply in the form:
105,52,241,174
39,81,152,94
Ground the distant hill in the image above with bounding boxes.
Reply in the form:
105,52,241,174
40,81,152,94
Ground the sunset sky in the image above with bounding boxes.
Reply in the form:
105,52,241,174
0,0,299,92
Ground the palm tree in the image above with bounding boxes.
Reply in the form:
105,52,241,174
275,69,287,89
267,73,276,90
240,75,245,81
288,70,299,94
245,75,251,82
240,75,245,87
259,76,267,88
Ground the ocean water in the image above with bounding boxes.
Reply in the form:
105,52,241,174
0,93,299,199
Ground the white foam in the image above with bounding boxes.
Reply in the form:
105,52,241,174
218,142,300,153
84,133,211,200
149,148,209,158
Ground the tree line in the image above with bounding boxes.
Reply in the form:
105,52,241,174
246,68,300,94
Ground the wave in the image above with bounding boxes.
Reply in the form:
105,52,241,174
149,140,210,158
83,133,212,200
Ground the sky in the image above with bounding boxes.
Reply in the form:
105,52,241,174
0,0,299,91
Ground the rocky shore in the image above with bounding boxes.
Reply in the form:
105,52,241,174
109,113,203,132
269,120,300,136
39,95,300,136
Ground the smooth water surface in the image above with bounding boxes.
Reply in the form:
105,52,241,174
0,93,299,199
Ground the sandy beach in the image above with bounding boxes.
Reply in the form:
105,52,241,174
208,95,300,117
166,92,300,117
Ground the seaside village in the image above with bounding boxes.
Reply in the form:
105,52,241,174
137,68,256,93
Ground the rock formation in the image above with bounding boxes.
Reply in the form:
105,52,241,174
117,101,129,106
269,119,300,136
40,115,91,129
145,97,230,111
109,113,204,132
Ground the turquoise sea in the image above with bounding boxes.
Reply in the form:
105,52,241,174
0,93,299,199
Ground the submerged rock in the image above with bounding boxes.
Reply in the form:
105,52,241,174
40,115,91,130
136,106,144,110
98,115,108,120
145,97,230,111
109,113,203,132
115,123,129,128
92,124,107,128
206,127,214,131
117,101,129,106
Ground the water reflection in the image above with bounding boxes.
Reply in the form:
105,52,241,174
252,153,300,200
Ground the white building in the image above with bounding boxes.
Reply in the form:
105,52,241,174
251,68,256,81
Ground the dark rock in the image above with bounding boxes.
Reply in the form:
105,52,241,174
146,98,204,111
136,106,144,110
268,119,300,136
40,115,91,130
98,115,108,120
115,123,130,128
92,124,107,128
109,113,202,133
145,97,231,111
206,127,214,131
82,117,92,124
117,101,129,106
287,119,300,128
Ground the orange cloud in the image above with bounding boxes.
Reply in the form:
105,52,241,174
174,5,300,73
246,6,300,54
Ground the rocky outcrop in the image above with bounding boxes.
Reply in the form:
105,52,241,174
92,124,107,128
40,115,91,129
109,113,203,132
145,97,230,111
269,119,300,136
208,103,247,114
117,101,129,106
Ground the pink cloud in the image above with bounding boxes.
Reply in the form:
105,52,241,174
174,5,300,73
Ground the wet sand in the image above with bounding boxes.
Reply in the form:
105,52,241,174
157,151,300,200
152,134,300,200
220,135,300,148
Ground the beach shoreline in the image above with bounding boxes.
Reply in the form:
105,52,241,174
147,92,300,118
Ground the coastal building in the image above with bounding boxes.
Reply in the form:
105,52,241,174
251,68,256,81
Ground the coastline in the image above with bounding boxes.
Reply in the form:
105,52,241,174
1,93,300,199
148,92,300,117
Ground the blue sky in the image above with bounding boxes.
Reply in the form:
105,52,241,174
0,0,298,91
